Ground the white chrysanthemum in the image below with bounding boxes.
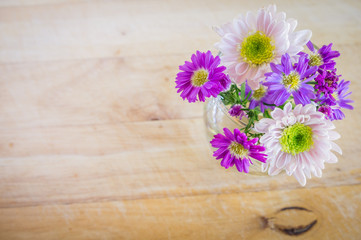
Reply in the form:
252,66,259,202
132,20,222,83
254,102,342,186
214,5,311,89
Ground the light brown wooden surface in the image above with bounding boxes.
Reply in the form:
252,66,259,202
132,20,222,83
0,0,360,239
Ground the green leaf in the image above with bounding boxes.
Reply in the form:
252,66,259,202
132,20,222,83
240,83,245,100
263,109,271,119
219,83,243,106
263,102,277,107
313,43,320,51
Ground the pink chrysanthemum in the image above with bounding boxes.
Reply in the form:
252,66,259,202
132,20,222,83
175,51,230,102
254,102,341,186
214,5,311,89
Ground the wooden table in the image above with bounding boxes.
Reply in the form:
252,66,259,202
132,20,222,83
0,1,360,239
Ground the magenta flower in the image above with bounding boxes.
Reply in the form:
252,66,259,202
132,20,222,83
318,105,332,120
210,128,267,173
228,105,246,119
314,68,340,95
318,79,354,120
175,51,230,102
305,41,340,71
264,53,318,106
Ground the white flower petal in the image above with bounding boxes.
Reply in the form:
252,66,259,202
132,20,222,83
285,156,298,174
254,118,275,133
271,108,285,120
262,161,269,172
328,131,341,140
303,166,311,179
257,9,266,32
330,142,342,155
309,150,325,169
283,102,293,114
289,30,312,49
246,11,257,30
293,168,307,186
293,104,303,115
276,152,288,169
287,18,298,32
269,164,282,176
326,152,338,163
314,167,322,178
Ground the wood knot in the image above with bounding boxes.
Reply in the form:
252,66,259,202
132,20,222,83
263,206,318,236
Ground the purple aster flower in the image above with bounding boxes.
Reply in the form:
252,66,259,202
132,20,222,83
314,68,340,94
306,41,340,71
244,82,275,112
175,51,230,102
264,53,318,106
318,79,354,121
210,128,267,173
228,105,246,119
335,80,354,110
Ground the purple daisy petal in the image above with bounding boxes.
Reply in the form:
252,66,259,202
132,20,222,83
175,51,229,102
317,78,353,120
210,128,267,173
306,41,315,52
311,42,340,72
265,52,318,106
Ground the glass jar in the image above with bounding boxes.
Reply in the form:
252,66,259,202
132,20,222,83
204,96,267,175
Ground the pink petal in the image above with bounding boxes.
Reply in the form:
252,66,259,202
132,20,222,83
276,152,288,169
285,156,298,174
271,108,285,120
235,62,249,75
254,118,275,133
257,9,266,32
283,102,293,114
246,11,256,30
268,165,282,176
247,77,260,89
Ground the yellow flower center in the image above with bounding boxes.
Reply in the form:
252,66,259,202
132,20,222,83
229,142,249,158
252,85,267,100
240,31,275,66
282,72,300,90
309,54,323,67
332,92,339,101
325,78,334,87
191,69,209,87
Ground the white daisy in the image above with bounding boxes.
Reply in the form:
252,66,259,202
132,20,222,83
254,102,342,186
214,5,312,89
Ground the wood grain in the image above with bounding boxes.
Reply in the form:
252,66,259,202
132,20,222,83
0,119,360,209
1,185,360,239
0,0,361,239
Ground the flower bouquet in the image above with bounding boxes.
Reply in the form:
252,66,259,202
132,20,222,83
175,5,353,186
